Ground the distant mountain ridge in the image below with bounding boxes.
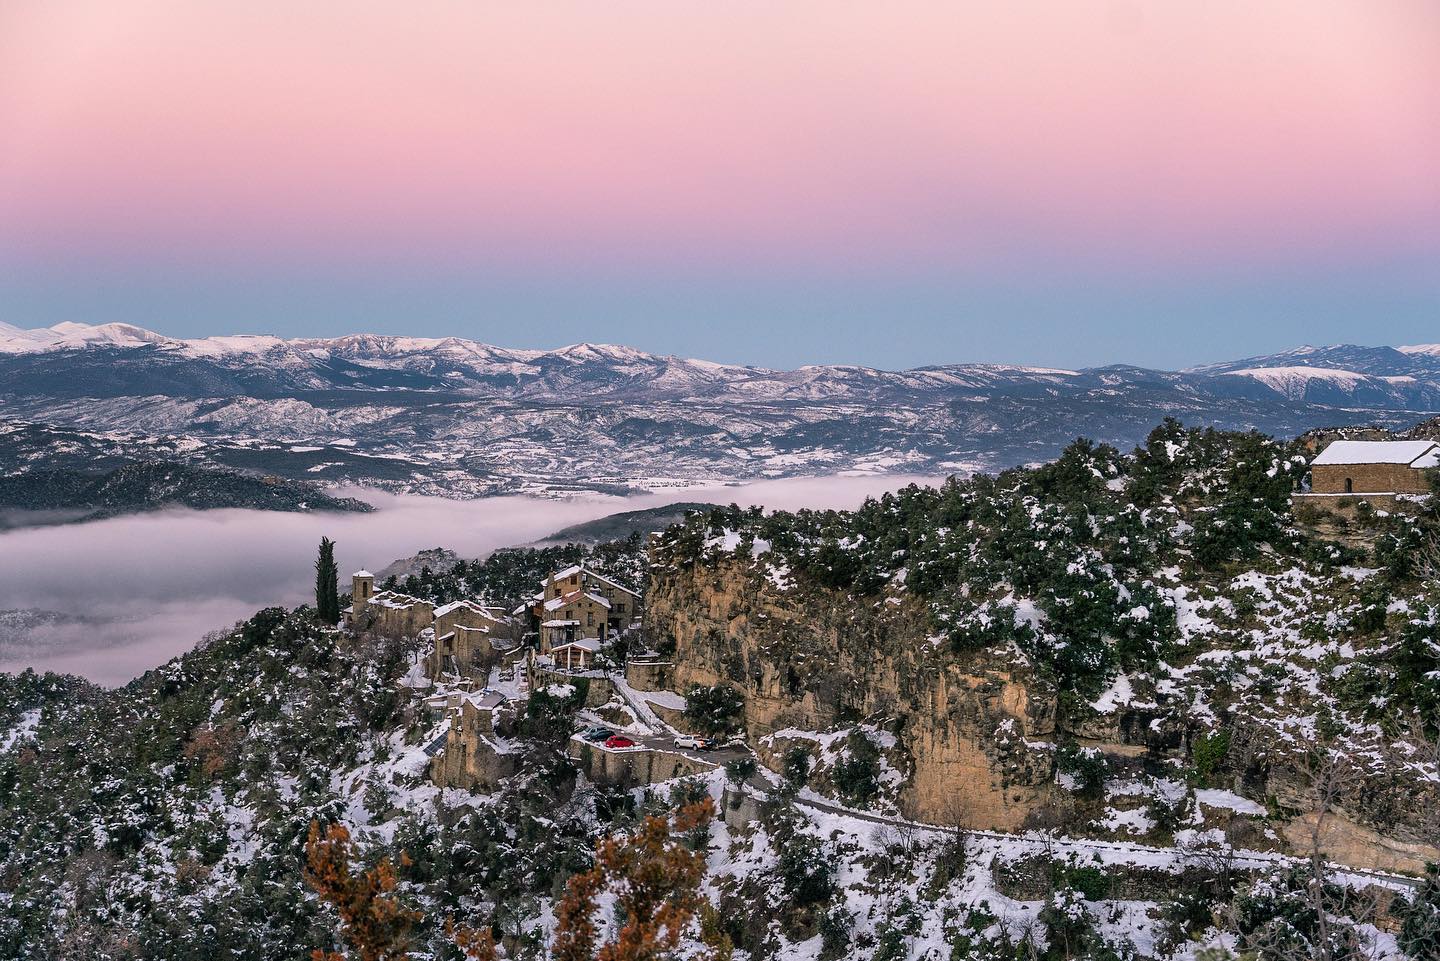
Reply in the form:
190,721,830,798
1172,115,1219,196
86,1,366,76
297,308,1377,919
2,321,1439,499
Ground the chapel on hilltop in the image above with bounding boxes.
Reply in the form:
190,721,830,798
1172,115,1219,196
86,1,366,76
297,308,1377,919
1306,440,1439,497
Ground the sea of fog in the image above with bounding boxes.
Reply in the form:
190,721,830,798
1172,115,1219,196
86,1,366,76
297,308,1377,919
0,473,945,685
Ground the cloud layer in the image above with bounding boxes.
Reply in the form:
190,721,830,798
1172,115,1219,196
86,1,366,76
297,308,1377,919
0,475,941,684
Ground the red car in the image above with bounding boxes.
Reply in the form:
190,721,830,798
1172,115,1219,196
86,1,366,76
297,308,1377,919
603,735,636,749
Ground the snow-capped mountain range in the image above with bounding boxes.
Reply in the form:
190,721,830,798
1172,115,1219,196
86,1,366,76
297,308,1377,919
3,321,1439,498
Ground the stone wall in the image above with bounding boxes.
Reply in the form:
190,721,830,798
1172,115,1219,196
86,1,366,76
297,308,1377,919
720,785,762,831
369,602,435,639
430,700,518,791
625,659,674,692
530,667,615,708
568,741,715,789
1311,462,1430,495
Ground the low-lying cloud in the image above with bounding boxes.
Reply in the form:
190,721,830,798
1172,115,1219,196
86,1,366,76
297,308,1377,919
0,473,944,685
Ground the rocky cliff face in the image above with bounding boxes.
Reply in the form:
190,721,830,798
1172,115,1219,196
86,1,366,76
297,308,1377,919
647,557,1064,829
648,554,1440,864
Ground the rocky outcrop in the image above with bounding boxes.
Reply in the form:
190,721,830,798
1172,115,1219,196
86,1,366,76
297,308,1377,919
646,557,1061,829
647,553,1440,864
1283,812,1440,876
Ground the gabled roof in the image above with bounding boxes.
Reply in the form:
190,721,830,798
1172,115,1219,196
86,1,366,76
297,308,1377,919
434,598,503,621
544,564,640,598
583,570,640,597
544,589,611,611
1313,440,1440,467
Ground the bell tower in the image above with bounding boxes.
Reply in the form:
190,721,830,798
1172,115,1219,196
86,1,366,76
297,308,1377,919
352,570,375,616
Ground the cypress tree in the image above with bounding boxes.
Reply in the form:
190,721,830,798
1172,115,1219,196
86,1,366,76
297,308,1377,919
315,537,340,623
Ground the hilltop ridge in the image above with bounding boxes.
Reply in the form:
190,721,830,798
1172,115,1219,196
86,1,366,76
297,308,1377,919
5,323,1440,500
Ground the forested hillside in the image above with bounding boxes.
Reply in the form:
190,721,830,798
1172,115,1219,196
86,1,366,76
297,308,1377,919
0,461,372,528
3,421,1440,960
650,420,1440,838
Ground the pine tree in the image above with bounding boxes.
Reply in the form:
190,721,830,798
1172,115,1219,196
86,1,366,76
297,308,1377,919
316,537,340,623
552,797,731,961
305,820,419,961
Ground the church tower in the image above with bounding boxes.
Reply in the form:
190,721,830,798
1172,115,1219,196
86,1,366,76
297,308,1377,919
352,569,375,617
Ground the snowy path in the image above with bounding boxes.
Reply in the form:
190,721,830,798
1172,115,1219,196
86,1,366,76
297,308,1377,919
610,674,672,733
736,773,1422,892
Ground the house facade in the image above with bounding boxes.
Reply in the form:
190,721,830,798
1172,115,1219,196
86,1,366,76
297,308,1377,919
427,599,518,680
540,589,612,650
1309,440,1439,495
518,563,642,642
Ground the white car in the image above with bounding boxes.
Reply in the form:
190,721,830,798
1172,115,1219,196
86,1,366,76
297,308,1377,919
673,735,703,750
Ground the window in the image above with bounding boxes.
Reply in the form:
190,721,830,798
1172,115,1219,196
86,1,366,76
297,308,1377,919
1344,478,1353,493
587,612,594,627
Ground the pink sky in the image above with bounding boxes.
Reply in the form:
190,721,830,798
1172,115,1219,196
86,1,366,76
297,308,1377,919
2,1,1436,274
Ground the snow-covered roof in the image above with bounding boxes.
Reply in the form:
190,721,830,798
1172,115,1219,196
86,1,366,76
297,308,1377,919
541,618,581,627
353,569,373,578
434,599,499,620
470,691,506,710
543,589,610,611
545,564,640,598
551,637,602,653
369,591,431,610
1312,440,1440,467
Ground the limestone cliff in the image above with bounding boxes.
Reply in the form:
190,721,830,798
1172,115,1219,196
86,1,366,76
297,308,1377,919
647,553,1440,865
646,556,1060,829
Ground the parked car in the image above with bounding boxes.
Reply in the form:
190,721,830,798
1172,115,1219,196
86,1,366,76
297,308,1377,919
673,735,703,750
581,727,612,742
603,735,637,749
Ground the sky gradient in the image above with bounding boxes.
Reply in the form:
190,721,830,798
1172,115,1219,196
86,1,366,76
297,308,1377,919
1,1,1436,369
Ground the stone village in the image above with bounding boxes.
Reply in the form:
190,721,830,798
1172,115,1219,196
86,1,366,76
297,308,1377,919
338,437,1440,863
341,558,718,800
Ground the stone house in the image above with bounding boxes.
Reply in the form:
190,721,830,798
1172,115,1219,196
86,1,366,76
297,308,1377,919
427,599,518,681
1309,440,1439,495
345,568,518,687
344,570,436,637
516,563,642,641
428,690,517,791
540,589,612,650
